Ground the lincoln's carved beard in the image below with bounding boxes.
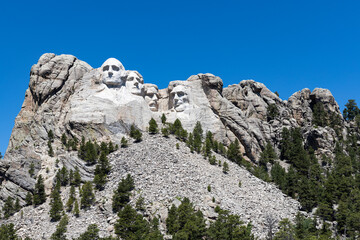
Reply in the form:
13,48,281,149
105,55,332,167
101,58,125,87
171,85,189,112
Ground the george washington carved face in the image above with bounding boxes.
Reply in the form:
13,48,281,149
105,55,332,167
101,58,125,87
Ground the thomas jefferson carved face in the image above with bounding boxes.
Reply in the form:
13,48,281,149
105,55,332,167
145,85,159,111
101,58,125,87
171,85,189,112
126,71,144,96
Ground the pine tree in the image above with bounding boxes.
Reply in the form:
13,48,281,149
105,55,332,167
75,224,101,240
149,118,159,134
33,175,46,206
60,166,69,186
61,133,67,146
73,199,80,217
66,186,76,212
343,99,359,121
121,137,128,148
14,198,21,212
25,192,33,206
48,141,54,157
50,214,69,240
115,204,150,239
48,130,55,142
49,189,63,221
193,121,203,153
161,127,169,138
72,167,81,187
84,140,97,165
130,125,143,142
80,182,95,209
28,162,35,177
267,103,279,121
0,223,19,240
94,151,111,190
112,174,135,213
2,197,14,219
161,113,167,124
223,162,229,174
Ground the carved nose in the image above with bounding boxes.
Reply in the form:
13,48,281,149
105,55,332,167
108,72,113,78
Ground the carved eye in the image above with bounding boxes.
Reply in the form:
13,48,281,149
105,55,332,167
128,77,134,81
177,92,185,97
112,65,120,71
103,65,109,71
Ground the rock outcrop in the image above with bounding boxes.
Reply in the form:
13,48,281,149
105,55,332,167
0,53,348,238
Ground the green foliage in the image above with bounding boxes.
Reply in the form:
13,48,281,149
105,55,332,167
72,167,81,187
115,204,155,240
273,218,295,240
267,103,279,121
50,214,69,240
61,133,67,146
223,162,229,174
121,137,128,148
49,189,63,221
207,208,254,240
161,113,167,124
130,124,143,142
176,143,179,149
33,175,46,206
192,121,203,153
136,195,145,212
0,223,19,240
28,162,35,177
259,143,277,170
166,197,206,239
75,224,115,240
80,182,95,209
25,192,33,206
343,99,359,121
94,151,111,190
209,155,217,165
59,166,69,186
312,102,327,127
148,118,159,134
73,199,80,217
227,139,242,164
112,174,135,213
207,185,211,192
66,186,76,212
2,197,14,219
161,127,169,137
48,141,54,157
14,198,20,212
48,130,55,142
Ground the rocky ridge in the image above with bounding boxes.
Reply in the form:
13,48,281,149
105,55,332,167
1,133,300,239
0,53,348,238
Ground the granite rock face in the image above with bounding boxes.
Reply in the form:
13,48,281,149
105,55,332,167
0,53,348,238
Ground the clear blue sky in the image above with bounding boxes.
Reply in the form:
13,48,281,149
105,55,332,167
1,0,359,156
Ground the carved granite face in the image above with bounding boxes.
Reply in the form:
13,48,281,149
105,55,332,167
101,58,125,87
171,85,189,112
126,71,144,96
144,85,159,111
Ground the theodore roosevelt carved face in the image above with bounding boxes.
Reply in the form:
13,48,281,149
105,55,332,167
144,84,159,111
101,58,125,87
